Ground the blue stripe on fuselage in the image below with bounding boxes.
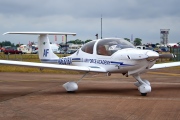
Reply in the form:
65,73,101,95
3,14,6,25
41,59,58,63
40,58,135,67
110,61,134,66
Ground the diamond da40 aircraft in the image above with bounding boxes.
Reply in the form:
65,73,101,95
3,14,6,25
1,32,180,96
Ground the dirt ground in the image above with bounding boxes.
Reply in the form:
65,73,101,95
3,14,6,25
0,69,180,120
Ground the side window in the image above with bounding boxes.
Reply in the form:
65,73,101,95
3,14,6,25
97,45,109,56
81,41,96,54
96,40,110,56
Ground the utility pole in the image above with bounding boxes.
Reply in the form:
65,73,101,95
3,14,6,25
101,15,102,39
65,34,68,56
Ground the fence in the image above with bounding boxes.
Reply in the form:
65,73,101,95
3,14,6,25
0,52,67,61
0,49,180,62
170,47,180,61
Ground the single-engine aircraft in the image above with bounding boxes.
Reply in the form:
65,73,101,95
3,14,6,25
1,32,180,96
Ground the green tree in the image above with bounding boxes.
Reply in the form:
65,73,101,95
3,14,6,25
1,41,12,46
74,39,83,44
16,44,21,47
85,39,92,43
156,43,160,45
134,38,142,46
67,40,73,44
0,41,15,47
124,38,130,42
67,39,84,44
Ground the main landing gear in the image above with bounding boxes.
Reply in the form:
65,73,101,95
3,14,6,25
133,75,151,96
63,72,88,92
62,72,151,96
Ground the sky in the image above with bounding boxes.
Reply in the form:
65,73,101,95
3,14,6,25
0,0,180,45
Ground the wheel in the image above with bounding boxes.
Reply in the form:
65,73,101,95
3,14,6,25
141,93,147,96
142,80,150,86
63,82,78,92
67,91,76,93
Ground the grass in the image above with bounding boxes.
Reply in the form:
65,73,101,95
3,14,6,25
0,53,80,74
0,52,179,73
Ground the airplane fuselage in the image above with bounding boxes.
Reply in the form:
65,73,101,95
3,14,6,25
58,48,156,75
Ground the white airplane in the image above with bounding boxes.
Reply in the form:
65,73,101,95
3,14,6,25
1,32,180,96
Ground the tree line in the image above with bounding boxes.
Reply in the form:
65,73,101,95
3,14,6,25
67,38,143,46
0,41,16,47
0,38,145,47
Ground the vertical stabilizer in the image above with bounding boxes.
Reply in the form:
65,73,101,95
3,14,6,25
38,35,59,63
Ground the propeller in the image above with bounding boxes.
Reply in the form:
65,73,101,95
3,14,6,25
146,51,175,61
159,53,176,58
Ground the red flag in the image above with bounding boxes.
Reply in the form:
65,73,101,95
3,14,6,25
29,41,31,46
55,35,57,41
62,35,64,42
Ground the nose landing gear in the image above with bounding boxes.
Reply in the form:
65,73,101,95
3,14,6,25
133,75,151,96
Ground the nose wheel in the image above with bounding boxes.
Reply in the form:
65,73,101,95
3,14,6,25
133,75,151,96
141,93,147,96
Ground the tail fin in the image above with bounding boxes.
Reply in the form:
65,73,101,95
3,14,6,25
3,32,76,63
38,35,59,63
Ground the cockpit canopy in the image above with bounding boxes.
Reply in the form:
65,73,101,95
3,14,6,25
81,38,135,56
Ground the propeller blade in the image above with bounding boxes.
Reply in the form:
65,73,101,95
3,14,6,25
159,54,176,58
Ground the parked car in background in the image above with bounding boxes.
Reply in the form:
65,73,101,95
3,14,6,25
31,49,38,54
136,46,147,50
145,47,161,53
3,47,23,54
59,49,67,54
66,49,77,54
1,46,11,52
55,50,66,54
160,46,169,52
145,47,154,51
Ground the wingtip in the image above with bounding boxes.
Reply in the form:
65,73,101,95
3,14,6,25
3,32,9,35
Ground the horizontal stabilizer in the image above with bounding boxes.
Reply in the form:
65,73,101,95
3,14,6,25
3,32,76,36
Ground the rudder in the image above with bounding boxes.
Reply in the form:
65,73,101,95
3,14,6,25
38,35,59,63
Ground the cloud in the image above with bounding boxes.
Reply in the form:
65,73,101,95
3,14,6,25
0,0,180,44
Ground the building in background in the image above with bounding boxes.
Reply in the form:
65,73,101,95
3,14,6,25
160,29,170,46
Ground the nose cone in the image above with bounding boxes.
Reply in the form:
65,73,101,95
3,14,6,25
146,51,159,60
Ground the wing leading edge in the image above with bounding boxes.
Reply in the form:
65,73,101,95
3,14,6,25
150,62,180,69
0,60,107,72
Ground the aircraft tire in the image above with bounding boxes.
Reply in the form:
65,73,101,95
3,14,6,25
141,93,147,96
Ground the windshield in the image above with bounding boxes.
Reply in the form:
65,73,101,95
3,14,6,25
81,38,135,56
96,38,135,56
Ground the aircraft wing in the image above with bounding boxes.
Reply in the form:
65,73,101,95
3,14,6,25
0,60,107,72
150,62,180,69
